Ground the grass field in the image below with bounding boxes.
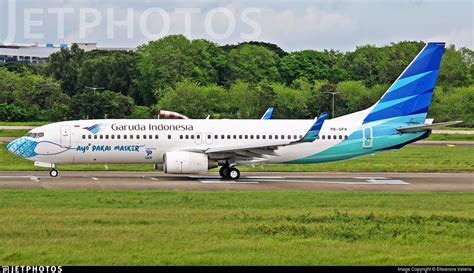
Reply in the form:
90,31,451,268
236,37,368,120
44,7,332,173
0,122,47,126
0,129,28,137
0,190,472,265
427,133,474,141
1,144,473,172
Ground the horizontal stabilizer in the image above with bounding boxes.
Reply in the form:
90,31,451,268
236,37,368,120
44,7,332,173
261,107,274,120
396,121,462,133
300,112,328,142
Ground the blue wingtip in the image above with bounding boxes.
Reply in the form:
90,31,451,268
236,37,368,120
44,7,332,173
261,107,274,120
301,112,328,142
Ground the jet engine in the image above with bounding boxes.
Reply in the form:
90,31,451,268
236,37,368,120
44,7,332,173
164,151,216,174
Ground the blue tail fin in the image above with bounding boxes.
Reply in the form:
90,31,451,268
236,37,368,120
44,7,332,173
363,42,445,124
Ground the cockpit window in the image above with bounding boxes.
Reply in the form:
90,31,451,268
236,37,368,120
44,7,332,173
26,132,44,138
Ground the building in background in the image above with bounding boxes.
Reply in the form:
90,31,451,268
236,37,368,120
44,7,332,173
0,43,134,63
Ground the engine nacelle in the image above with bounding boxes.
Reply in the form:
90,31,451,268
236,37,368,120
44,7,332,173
163,151,210,174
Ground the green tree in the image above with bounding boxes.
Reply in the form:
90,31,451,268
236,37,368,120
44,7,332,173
280,50,347,85
438,45,472,88
77,50,138,96
157,80,229,119
429,85,474,127
70,90,135,119
227,45,281,84
222,41,288,58
228,81,261,118
269,83,310,119
47,43,85,95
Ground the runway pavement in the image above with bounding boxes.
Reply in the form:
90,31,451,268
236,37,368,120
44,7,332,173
0,171,472,192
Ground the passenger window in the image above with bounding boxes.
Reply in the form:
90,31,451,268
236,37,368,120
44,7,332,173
221,135,224,139
111,135,115,139
130,135,133,139
299,135,303,139
345,135,348,139
105,135,109,139
250,135,254,139
207,135,211,139
185,135,189,139
333,135,337,140
94,135,98,139
100,135,104,139
197,135,200,139
233,135,236,139
239,135,242,139
214,135,218,139
191,135,195,140
124,135,127,139
316,135,320,140
322,135,325,140
294,135,297,139
136,135,140,139
269,135,272,139
143,135,146,139
256,135,260,139
275,135,278,139
227,135,231,139
281,135,285,139
262,135,266,139
339,135,343,139
149,135,152,139
245,135,248,139
155,135,159,139
88,135,92,139
288,135,291,139
117,135,121,140
82,135,86,139
168,135,171,139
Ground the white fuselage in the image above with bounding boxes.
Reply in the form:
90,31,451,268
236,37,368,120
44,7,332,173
18,108,370,166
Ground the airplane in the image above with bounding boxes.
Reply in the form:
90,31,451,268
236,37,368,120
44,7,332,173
7,42,462,179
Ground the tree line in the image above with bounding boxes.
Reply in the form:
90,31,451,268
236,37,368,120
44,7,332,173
0,35,472,126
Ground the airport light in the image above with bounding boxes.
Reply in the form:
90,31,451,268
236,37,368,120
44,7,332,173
324,91,341,118
85,86,105,119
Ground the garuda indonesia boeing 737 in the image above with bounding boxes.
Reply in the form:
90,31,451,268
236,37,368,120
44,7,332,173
7,42,461,179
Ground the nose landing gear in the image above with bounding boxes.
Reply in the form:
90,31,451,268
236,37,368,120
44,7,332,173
219,166,240,180
49,169,59,177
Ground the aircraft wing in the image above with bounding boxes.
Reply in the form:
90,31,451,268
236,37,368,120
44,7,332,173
197,113,328,162
396,120,462,133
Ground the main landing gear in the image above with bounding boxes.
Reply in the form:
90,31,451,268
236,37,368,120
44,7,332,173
219,165,240,180
49,169,59,177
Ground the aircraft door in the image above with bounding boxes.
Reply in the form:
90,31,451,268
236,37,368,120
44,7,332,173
60,125,71,147
362,126,373,149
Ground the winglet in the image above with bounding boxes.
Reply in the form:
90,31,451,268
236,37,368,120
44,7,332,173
300,112,328,142
261,107,274,120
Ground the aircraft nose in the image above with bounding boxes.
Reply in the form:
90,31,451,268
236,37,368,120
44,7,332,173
6,137,38,158
6,137,20,153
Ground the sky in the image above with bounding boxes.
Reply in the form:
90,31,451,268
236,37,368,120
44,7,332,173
0,0,472,52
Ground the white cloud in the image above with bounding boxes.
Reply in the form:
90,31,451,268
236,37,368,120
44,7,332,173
427,29,474,49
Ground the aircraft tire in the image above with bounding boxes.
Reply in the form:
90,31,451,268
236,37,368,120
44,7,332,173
50,169,59,177
228,167,240,180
